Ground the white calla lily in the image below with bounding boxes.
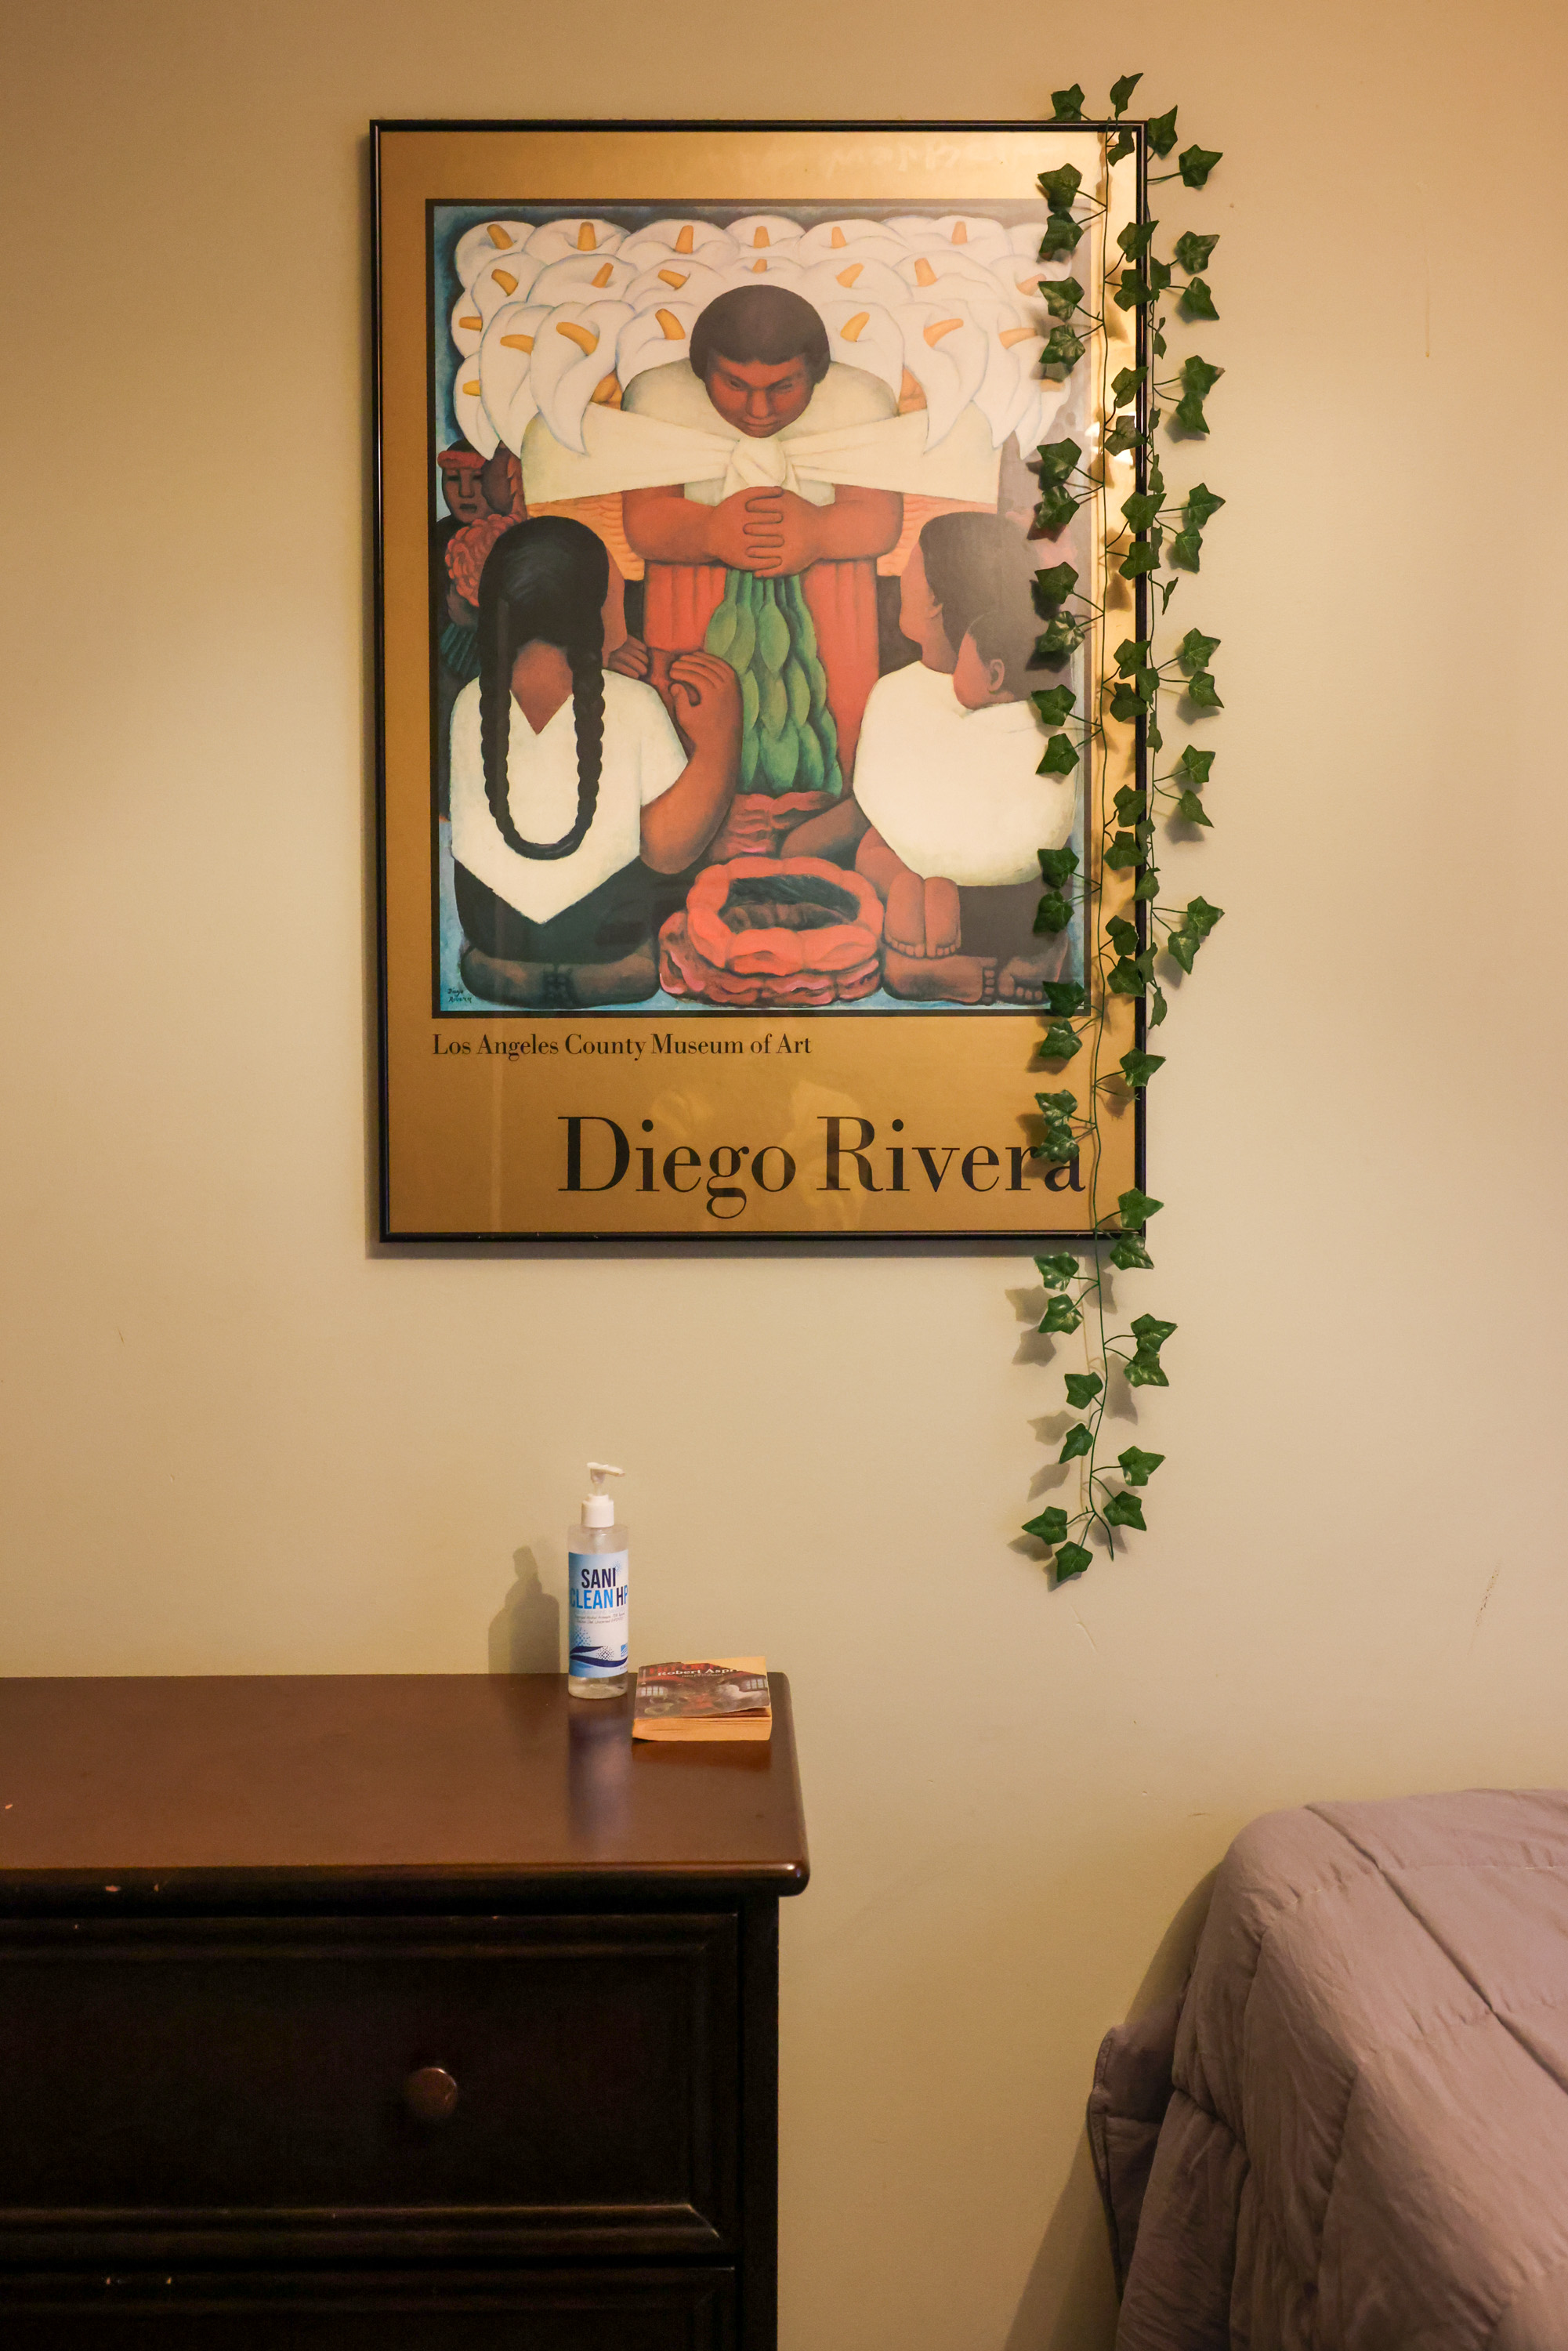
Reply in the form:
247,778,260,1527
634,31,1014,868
523,219,625,263
795,219,909,269
454,220,533,291
450,293,486,359
798,255,909,310
478,302,551,455
716,253,805,290
617,220,735,270
889,300,987,448
810,299,904,400
726,214,802,252
897,247,1004,296
452,360,499,460
625,258,730,312
471,250,546,324
530,299,636,452
895,213,1011,265
528,252,638,306
617,300,698,387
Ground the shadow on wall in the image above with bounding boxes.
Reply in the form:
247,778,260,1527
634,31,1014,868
1003,1867,1219,2351
488,1549,562,1673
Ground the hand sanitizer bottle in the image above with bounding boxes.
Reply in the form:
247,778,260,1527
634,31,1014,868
568,1463,628,1700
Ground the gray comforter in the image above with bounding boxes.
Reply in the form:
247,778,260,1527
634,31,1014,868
1100,1791,1568,2349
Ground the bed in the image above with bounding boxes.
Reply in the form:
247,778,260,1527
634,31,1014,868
1090,1791,1568,2349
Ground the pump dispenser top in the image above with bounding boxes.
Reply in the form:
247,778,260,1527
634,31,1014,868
581,1462,624,1529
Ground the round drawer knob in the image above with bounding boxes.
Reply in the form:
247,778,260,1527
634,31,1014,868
404,2064,460,2124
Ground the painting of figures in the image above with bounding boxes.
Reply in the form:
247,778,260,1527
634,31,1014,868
430,197,1092,1016
375,124,1143,1240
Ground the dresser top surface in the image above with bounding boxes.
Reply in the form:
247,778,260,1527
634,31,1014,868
0,1674,807,1903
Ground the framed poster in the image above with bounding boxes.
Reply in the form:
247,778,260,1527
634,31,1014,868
374,120,1144,1240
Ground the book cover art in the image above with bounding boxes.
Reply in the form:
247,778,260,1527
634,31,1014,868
632,1657,773,1741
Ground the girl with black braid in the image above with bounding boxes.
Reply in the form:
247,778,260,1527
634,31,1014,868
451,516,741,1007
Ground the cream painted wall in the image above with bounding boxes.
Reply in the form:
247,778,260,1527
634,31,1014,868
3,0,1566,2342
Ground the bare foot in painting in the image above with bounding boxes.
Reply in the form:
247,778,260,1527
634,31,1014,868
882,946,998,1004
459,945,659,1006
885,873,964,958
997,939,1071,1004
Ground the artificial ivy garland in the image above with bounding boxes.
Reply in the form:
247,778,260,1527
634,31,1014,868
1022,78,1225,1581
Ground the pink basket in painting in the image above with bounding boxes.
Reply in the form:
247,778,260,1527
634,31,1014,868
658,857,884,1007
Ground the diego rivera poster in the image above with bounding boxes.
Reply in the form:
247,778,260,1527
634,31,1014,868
374,121,1144,1239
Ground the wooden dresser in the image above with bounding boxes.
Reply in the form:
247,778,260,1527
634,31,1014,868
0,1674,808,2347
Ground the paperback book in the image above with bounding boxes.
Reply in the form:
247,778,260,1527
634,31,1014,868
632,1658,772,1743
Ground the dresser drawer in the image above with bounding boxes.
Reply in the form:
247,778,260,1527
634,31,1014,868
0,1915,737,2262
0,2266,735,2347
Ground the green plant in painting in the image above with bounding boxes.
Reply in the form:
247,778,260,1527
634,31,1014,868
1019,81,1225,1581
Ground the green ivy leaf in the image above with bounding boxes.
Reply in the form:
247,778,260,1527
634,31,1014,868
1185,484,1225,530
1033,560,1080,608
1179,143,1222,189
1120,542,1161,579
1035,438,1081,486
1174,230,1219,273
1064,1371,1103,1407
1119,1048,1165,1088
1037,844,1081,886
1115,637,1151,676
1109,683,1146,723
1104,1491,1147,1530
1040,1294,1083,1335
1152,331,1168,359
1114,785,1148,820
1121,489,1163,531
1170,529,1203,571
1147,716,1164,748
1103,418,1146,458
1034,484,1080,536
1174,788,1211,826
1034,891,1073,935
1177,627,1219,671
1124,1360,1170,1389
1037,733,1081,776
1038,1021,1081,1061
1166,929,1197,974
1031,684,1077,726
1111,364,1147,407
1110,71,1143,115
1132,871,1160,901
1034,1252,1080,1288
1173,744,1215,784
1040,980,1087,1016
1106,959,1145,998
1037,163,1084,211
1148,984,1168,1027
1117,219,1158,260
1044,324,1087,370
1039,216,1085,261
1034,616,1086,661
1147,255,1172,295
1059,1422,1095,1462
1175,389,1210,433
1109,1231,1153,1270
1131,1313,1175,1346
1051,82,1086,121
1186,670,1223,709
1135,667,1160,703
1038,277,1085,322
1118,1446,1165,1485
1036,1088,1077,1118
1182,356,1224,398
1114,270,1153,310
1184,894,1224,939
1147,105,1179,157
1179,277,1219,321
1053,1540,1094,1580
1104,831,1145,870
1023,1505,1070,1546
1106,915,1140,958
1117,1187,1164,1225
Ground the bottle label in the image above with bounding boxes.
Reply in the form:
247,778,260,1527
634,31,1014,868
568,1549,629,1678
